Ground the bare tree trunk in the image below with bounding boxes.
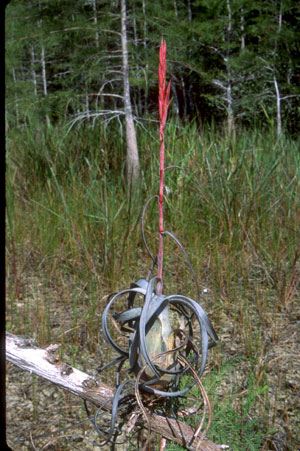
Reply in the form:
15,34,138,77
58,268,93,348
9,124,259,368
171,77,180,116
41,45,51,127
41,45,47,96
186,0,194,113
181,75,188,118
30,45,38,96
226,0,234,137
226,78,234,136
274,3,282,136
142,0,149,113
187,0,192,22
38,0,50,127
173,0,178,18
92,0,99,48
142,0,147,48
274,75,282,136
240,7,245,50
120,0,140,185
133,15,138,47
132,4,142,116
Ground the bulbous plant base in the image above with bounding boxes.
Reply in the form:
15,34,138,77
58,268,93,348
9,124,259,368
86,274,218,447
137,306,172,381
136,304,187,390
103,276,218,389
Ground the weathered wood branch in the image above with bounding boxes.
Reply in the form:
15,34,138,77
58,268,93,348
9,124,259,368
6,332,224,451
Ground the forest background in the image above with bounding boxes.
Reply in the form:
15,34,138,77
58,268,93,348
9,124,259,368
5,0,300,450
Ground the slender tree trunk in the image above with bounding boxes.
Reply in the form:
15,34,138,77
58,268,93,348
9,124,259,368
171,77,180,116
273,1,282,136
132,4,141,116
92,0,99,48
133,13,138,47
30,45,38,96
180,76,187,118
142,0,149,113
173,0,178,18
120,0,140,185
41,45,47,97
187,0,192,22
187,0,194,113
41,45,51,127
226,0,234,136
240,7,245,50
142,0,147,48
274,75,282,136
38,0,50,127
226,76,234,136
278,3,282,28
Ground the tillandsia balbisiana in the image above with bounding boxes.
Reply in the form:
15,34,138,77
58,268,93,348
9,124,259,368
85,38,218,450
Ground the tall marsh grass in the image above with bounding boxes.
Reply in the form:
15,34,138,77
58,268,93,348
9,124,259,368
6,119,300,448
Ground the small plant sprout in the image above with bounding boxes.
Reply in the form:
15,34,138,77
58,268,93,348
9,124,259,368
86,39,218,449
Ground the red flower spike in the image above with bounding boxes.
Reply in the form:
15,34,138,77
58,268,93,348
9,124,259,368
157,38,171,296
159,39,171,130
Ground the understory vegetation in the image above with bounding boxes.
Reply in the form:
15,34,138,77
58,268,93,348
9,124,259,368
6,120,300,450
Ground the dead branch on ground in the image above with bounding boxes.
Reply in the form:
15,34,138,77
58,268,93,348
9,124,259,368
6,332,226,451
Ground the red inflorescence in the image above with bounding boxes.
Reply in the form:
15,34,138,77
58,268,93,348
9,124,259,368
159,38,171,131
158,38,171,291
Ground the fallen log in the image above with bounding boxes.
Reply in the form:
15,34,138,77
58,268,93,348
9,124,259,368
6,332,226,451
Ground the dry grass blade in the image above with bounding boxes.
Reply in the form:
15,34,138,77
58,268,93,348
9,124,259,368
177,354,212,450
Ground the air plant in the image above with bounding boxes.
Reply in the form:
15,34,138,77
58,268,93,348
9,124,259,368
86,39,218,449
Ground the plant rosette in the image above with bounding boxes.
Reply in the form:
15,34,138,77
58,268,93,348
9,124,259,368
102,275,218,394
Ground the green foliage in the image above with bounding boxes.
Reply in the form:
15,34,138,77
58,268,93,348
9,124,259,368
207,373,268,450
167,366,269,451
5,0,300,133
